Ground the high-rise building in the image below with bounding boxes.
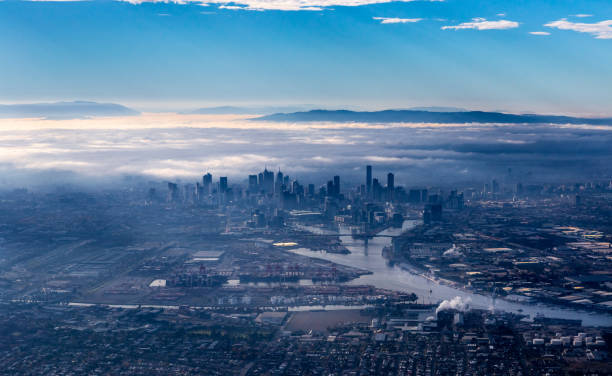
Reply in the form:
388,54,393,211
196,183,204,201
263,168,274,193
275,170,284,194
366,165,372,197
307,183,315,197
167,182,179,202
386,173,394,201
372,178,382,201
258,172,264,187
326,180,334,197
219,177,228,193
248,175,258,192
333,175,340,197
387,173,394,190
202,173,212,194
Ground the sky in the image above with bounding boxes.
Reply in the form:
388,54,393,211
1,0,612,115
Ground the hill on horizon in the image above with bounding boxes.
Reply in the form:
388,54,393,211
256,109,612,126
0,101,140,120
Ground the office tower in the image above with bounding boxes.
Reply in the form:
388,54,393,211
333,175,340,197
372,178,382,201
248,175,258,192
275,170,283,194
202,173,212,194
387,173,394,200
366,165,372,197
447,190,464,210
326,180,334,197
183,183,196,203
421,189,428,203
167,182,179,202
196,183,204,201
293,181,304,198
258,172,264,187
219,177,228,193
263,168,274,193
387,173,394,190
307,183,315,197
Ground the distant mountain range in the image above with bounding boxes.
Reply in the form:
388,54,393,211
256,109,612,126
0,101,140,119
189,105,313,115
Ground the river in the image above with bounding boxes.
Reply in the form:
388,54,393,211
290,221,612,327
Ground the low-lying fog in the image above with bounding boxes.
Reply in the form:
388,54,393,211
0,113,610,190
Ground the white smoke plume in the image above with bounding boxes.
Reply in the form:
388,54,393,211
436,296,471,314
442,244,463,258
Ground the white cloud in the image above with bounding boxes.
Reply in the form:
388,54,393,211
572,14,593,18
373,17,422,24
442,18,519,31
545,19,612,39
219,4,246,9
529,31,550,36
120,0,443,11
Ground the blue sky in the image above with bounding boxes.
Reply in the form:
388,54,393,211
1,0,611,114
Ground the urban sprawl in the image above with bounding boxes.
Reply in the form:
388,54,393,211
0,165,611,375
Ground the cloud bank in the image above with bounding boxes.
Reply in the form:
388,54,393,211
0,113,610,190
442,18,519,31
545,19,612,39
120,0,442,11
373,17,422,24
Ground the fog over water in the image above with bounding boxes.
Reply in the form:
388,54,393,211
0,113,611,189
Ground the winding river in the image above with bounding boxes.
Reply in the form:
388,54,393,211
290,221,612,327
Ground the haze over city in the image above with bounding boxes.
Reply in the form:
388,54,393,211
0,0,611,375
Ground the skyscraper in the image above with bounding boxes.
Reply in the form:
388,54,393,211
372,178,382,201
167,182,179,202
275,170,284,194
248,174,258,192
219,177,228,193
366,165,372,197
263,168,274,193
387,173,394,201
202,173,212,194
307,183,315,197
333,175,340,197
326,180,334,197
